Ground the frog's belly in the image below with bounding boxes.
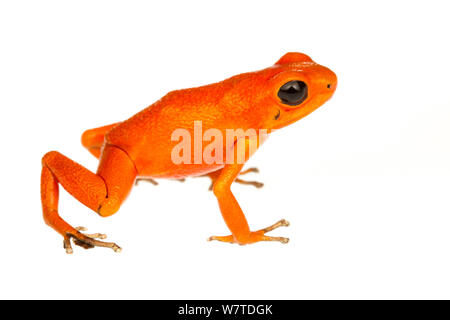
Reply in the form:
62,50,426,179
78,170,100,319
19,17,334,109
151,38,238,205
132,146,225,179
137,161,224,179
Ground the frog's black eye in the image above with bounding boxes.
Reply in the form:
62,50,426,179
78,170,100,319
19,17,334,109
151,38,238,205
277,80,308,106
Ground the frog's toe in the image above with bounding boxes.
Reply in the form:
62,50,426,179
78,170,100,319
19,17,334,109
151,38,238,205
208,219,290,245
235,167,264,189
63,227,121,254
207,235,235,243
135,178,159,186
234,178,264,188
75,226,107,239
239,167,260,175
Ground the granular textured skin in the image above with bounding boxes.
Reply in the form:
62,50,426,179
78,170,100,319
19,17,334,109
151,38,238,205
40,53,337,253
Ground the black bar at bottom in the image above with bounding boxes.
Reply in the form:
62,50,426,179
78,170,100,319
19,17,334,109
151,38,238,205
0,299,446,318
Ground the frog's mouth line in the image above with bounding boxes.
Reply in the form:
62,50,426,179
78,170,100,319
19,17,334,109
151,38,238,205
274,109,281,120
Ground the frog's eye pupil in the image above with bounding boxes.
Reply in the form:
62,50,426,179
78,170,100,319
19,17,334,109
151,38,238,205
278,80,308,106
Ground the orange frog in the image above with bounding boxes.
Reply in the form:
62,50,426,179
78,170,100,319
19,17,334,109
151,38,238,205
41,52,337,253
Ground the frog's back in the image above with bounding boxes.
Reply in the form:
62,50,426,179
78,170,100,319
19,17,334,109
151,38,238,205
105,69,276,177
105,82,235,177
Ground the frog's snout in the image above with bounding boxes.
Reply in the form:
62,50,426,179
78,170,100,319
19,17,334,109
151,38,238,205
326,81,337,91
324,68,338,92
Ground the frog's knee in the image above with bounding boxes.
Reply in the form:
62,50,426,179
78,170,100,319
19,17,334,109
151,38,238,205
42,151,61,166
97,197,120,217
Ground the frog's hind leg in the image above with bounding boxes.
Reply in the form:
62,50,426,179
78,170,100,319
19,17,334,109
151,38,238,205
81,122,120,158
41,144,136,253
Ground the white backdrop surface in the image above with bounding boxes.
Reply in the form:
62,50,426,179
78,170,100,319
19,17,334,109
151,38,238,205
0,0,449,299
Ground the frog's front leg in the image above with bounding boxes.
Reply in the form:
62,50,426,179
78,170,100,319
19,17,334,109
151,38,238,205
207,133,289,245
208,162,289,245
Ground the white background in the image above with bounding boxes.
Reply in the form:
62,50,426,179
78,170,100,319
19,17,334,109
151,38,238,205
1,0,449,299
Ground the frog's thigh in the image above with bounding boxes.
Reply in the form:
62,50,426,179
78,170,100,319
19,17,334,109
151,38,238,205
81,123,120,158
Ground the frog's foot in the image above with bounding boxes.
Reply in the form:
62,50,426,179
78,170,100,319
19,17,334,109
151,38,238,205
63,226,121,254
234,178,264,188
75,226,107,239
135,178,159,186
135,177,186,186
207,219,290,245
239,167,260,175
